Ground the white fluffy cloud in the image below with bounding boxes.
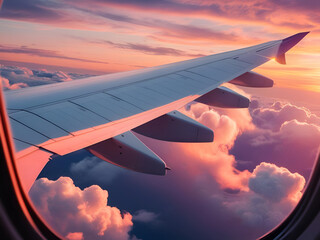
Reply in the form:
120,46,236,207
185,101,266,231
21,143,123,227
223,162,305,229
176,103,254,190
249,162,305,202
29,177,134,240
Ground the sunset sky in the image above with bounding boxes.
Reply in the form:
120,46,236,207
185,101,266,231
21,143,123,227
0,0,319,92
1,1,320,240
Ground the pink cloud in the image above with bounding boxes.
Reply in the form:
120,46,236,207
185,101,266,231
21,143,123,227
0,45,108,64
91,40,205,58
152,99,314,195
66,232,84,240
163,104,254,190
29,177,134,240
232,100,320,177
174,102,308,229
138,100,308,232
251,101,320,131
82,0,319,32
1,76,28,90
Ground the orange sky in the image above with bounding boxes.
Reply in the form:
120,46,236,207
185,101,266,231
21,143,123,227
0,0,319,93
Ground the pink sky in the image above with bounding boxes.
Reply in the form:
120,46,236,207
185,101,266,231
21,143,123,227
0,0,319,93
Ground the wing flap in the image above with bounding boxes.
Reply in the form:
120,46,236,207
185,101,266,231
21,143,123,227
9,118,53,146
30,101,109,134
10,110,70,138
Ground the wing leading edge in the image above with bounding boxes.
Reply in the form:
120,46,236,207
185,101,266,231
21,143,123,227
3,32,309,191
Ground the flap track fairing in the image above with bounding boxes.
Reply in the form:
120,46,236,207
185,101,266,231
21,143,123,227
195,87,250,108
87,131,167,175
230,71,274,88
133,111,214,142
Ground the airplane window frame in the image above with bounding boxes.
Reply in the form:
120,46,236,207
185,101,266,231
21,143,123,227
0,84,61,240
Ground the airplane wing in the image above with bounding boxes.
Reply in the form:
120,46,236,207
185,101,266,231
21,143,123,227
3,32,309,191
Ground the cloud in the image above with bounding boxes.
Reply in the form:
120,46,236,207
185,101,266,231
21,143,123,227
29,177,134,240
0,0,64,22
0,65,95,89
1,76,28,90
136,100,308,236
0,0,257,45
180,100,315,189
144,99,315,195
0,45,108,64
0,0,108,30
270,0,320,12
70,156,126,185
251,101,320,131
232,99,320,178
176,104,252,191
77,0,320,30
66,232,84,240
223,162,305,229
132,210,159,223
95,40,205,57
78,8,247,45
32,94,317,239
249,162,305,202
160,102,307,230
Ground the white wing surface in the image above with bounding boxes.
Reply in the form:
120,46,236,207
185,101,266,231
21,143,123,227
4,32,309,191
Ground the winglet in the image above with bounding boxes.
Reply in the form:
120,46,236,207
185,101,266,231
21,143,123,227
276,31,310,64
276,53,286,65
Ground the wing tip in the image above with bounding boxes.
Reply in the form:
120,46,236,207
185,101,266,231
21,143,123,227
283,31,310,44
278,31,310,55
276,31,310,64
